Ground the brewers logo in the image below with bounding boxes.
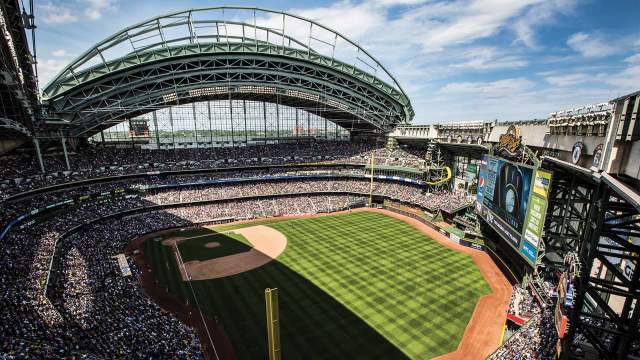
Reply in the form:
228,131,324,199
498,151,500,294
571,142,584,164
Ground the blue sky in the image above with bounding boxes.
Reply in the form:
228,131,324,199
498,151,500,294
35,0,640,124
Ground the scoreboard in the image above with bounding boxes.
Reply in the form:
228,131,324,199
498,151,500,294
477,155,552,266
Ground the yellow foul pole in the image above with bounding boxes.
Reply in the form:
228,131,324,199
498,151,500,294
265,288,281,360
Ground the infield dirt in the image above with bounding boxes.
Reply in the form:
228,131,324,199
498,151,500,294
164,225,287,281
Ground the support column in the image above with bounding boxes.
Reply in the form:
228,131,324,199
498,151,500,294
100,131,105,147
295,108,299,141
33,138,45,174
243,100,248,144
61,137,71,170
325,118,328,140
276,101,280,142
169,107,176,153
263,102,268,144
208,101,213,147
602,100,623,172
152,111,160,149
130,120,135,148
229,99,235,147
192,102,198,147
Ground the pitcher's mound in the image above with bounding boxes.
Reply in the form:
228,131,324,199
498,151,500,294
170,225,287,281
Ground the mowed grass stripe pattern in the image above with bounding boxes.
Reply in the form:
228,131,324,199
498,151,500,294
145,211,491,359
272,212,490,358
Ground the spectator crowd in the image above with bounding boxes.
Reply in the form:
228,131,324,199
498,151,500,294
489,309,557,360
488,276,558,360
1,170,473,232
0,175,372,357
490,281,557,360
141,177,471,213
0,141,429,198
507,283,542,320
0,141,476,358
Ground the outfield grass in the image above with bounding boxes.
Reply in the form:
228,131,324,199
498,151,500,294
144,211,491,359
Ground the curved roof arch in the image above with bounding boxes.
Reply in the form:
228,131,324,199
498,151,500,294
42,6,414,137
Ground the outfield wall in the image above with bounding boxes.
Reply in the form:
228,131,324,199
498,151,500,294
479,221,530,283
382,206,484,251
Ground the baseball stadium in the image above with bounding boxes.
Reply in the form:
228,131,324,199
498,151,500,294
1,2,639,360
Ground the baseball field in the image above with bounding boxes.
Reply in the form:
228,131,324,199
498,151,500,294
140,210,499,359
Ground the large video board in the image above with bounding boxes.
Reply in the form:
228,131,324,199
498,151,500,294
129,119,150,138
477,155,552,265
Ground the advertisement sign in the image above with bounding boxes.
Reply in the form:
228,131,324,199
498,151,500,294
465,163,478,183
129,119,150,138
476,155,551,266
533,170,551,198
476,157,488,212
523,170,551,248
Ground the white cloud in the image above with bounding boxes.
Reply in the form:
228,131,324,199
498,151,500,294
567,32,618,58
418,85,614,122
544,73,590,87
284,0,572,55
513,0,576,48
624,53,640,63
39,2,78,24
271,2,634,122
82,0,118,20
252,1,385,57
51,49,68,57
38,58,69,87
440,77,536,97
372,0,428,6
251,1,380,43
605,65,640,91
415,0,544,52
449,47,528,70
38,0,117,24
254,0,607,122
